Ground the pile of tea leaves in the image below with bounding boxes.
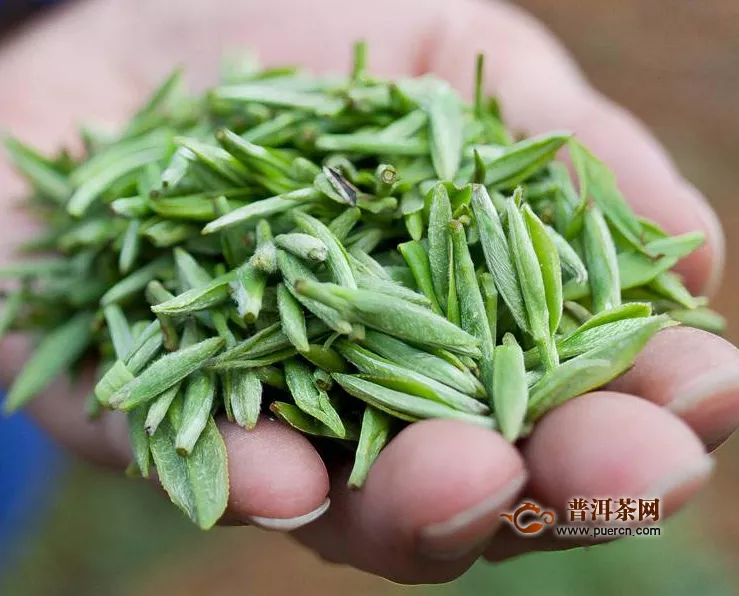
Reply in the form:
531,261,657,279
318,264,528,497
0,44,723,528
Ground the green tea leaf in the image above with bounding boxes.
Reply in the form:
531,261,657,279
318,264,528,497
213,83,344,115
669,307,725,334
0,258,69,279
214,318,328,363
101,256,172,306
144,384,182,436
527,315,669,419
349,249,392,281
274,233,328,263
153,272,234,315
110,337,224,410
277,250,353,335
112,197,152,219
523,205,563,335
506,192,557,369
471,185,528,332
300,343,348,373
378,110,428,139
427,83,463,180
348,406,391,489
125,68,185,136
315,134,427,155
294,280,481,358
176,371,217,456
202,187,321,234
475,132,571,187
294,212,357,289
216,129,294,180
645,231,705,259
103,304,134,359
546,225,588,284
95,360,136,406
569,139,645,253
125,320,164,374
0,288,25,342
337,340,488,414
230,263,267,323
209,347,297,370
356,274,431,308
128,406,151,477
576,302,653,333
327,207,362,242
360,330,484,397
493,334,528,442
427,183,453,312
582,205,621,312
119,220,142,274
284,358,345,438
277,283,309,352
648,272,700,309
270,401,352,440
527,359,613,421
449,219,495,404
397,240,443,315
149,416,229,529
525,315,674,368
4,312,94,413
175,137,251,186
68,143,169,216
333,374,495,429
225,370,262,430
4,136,72,202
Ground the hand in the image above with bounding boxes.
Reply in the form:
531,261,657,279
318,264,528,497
1,0,736,584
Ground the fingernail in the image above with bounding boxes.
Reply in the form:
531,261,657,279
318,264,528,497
247,498,330,532
668,368,739,445
418,472,527,561
668,368,739,414
642,454,714,505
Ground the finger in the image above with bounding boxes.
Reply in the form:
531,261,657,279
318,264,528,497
426,0,724,295
27,374,331,528
1,308,328,527
293,419,525,584
218,418,330,528
8,323,329,525
526,391,712,517
609,326,739,449
485,391,712,561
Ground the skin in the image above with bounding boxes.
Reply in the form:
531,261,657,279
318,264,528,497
1,0,738,585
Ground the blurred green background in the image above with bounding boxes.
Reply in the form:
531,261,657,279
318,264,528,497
2,0,739,594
